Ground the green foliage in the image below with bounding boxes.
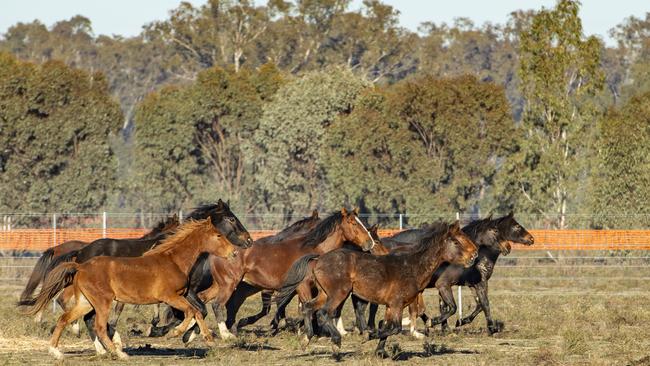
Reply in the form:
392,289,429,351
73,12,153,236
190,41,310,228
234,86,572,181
511,0,604,228
254,66,368,214
0,52,122,212
131,64,285,212
323,75,517,222
591,92,650,228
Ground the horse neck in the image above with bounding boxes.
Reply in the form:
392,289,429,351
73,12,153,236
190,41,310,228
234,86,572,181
413,240,445,289
160,232,213,277
313,229,345,254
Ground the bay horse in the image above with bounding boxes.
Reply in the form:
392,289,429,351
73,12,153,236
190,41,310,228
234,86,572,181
276,221,477,357
176,208,375,341
18,204,252,360
22,214,180,325
147,210,322,338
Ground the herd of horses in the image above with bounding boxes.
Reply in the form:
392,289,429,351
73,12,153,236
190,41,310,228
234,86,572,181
17,200,534,359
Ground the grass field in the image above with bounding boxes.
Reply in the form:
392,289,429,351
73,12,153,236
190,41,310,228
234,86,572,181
0,251,649,365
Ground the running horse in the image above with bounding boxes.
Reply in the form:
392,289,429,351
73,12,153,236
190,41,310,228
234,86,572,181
176,208,375,341
276,221,477,357
21,214,180,324
18,203,252,360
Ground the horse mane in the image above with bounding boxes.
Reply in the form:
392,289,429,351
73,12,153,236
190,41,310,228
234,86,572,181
185,203,222,221
278,215,318,235
144,215,176,237
301,212,343,248
462,216,496,242
144,219,213,256
411,222,451,253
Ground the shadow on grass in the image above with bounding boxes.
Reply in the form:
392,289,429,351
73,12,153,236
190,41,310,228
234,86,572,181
390,342,479,361
123,344,208,358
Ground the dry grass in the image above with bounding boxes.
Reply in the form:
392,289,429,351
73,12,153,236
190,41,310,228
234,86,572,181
0,251,649,365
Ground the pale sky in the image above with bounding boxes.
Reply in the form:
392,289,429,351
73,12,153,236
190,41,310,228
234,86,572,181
1,1,648,46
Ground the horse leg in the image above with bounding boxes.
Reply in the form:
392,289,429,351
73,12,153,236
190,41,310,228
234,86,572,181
151,303,161,326
431,286,456,331
351,295,369,335
472,282,499,334
374,305,403,358
332,293,350,336
226,283,261,333
109,302,124,330
270,292,293,335
315,289,349,352
48,295,94,359
301,289,328,347
182,291,209,344
237,290,273,329
91,297,128,359
367,303,379,333
147,306,183,337
407,294,425,339
165,295,214,346
457,297,482,327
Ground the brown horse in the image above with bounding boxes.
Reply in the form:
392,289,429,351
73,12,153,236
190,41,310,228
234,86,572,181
19,205,252,360
276,221,477,357
22,214,180,325
178,208,375,341
147,210,322,338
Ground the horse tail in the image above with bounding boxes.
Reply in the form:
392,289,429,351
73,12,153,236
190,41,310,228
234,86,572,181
45,250,79,274
274,254,319,308
17,262,79,316
20,248,55,301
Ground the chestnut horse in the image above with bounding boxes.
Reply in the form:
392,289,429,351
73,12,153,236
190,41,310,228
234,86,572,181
177,208,375,341
275,221,477,357
22,214,180,326
19,204,252,360
147,210,322,338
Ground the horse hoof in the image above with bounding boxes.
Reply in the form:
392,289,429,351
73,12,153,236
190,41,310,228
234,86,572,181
300,335,311,349
412,330,425,340
204,337,216,347
48,346,64,360
375,349,389,359
93,337,107,355
115,350,129,360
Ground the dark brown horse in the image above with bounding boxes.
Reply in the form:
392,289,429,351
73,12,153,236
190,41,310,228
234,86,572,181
177,208,375,341
362,212,534,336
147,210,322,339
19,205,252,360
21,214,180,325
275,221,477,357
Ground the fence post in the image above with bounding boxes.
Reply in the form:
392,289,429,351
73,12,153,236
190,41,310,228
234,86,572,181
399,214,403,230
102,212,107,238
456,212,462,322
52,213,57,313
179,210,183,223
52,213,57,248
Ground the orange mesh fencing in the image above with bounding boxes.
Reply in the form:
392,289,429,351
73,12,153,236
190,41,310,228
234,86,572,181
2,228,650,252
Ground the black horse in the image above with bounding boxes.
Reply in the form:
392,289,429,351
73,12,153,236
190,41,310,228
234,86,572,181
361,212,534,335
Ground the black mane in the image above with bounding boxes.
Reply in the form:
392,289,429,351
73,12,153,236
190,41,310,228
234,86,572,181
301,212,344,248
461,216,496,243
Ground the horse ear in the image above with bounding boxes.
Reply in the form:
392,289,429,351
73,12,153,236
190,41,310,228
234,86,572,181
217,199,224,208
312,210,319,219
340,207,348,216
508,211,514,218
450,220,461,233
353,207,359,215
370,223,379,232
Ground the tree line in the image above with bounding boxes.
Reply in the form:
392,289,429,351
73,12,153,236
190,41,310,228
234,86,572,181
1,0,649,229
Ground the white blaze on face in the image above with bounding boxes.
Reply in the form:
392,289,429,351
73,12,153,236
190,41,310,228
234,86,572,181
354,216,375,249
